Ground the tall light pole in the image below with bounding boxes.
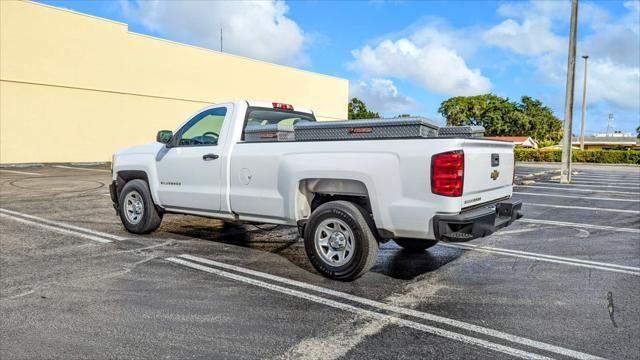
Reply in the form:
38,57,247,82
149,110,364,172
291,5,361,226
560,0,579,184
579,55,589,150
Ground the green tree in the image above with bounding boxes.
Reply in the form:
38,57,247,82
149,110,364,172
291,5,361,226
636,125,639,139
348,98,379,119
517,96,563,143
438,94,563,143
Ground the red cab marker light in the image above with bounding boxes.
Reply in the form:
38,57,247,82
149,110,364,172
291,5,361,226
272,102,294,111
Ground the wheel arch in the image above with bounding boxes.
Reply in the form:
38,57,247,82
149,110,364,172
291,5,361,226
297,178,371,215
114,170,163,212
116,170,149,183
294,178,387,238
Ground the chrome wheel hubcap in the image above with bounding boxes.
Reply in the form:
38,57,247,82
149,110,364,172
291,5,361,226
124,191,144,225
314,218,354,267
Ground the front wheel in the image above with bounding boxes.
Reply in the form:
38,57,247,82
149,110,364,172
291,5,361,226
304,201,378,281
393,238,438,252
118,179,163,234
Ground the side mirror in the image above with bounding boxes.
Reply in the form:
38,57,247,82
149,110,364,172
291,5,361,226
156,130,173,145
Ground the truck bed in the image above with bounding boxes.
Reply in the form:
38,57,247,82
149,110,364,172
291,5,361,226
230,137,514,239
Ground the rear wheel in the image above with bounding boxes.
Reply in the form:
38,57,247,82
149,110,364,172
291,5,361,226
118,179,162,234
304,201,378,281
393,238,438,252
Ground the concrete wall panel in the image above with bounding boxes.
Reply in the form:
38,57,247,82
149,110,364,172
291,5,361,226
0,1,348,163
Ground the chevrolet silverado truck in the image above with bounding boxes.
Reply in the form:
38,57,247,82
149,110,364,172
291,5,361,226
110,100,522,280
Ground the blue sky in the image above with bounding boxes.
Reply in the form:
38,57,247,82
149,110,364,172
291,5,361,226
37,0,639,135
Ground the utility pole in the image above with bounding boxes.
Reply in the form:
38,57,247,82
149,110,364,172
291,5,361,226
579,55,589,150
560,0,579,184
220,26,223,52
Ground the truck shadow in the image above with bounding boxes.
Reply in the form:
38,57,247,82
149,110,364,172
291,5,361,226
161,219,317,273
372,244,465,280
161,217,463,280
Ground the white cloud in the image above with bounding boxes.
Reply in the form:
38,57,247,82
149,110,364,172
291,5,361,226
483,1,578,56
579,3,640,109
582,60,640,109
121,0,308,66
485,0,640,110
495,0,610,24
581,1,639,67
483,18,564,55
349,78,416,114
484,1,618,56
349,35,491,96
625,0,640,12
496,1,568,20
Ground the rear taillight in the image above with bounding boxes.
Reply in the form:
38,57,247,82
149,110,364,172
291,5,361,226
431,150,464,197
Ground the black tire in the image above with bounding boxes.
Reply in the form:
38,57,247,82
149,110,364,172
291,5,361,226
304,200,378,281
393,238,438,252
118,179,162,234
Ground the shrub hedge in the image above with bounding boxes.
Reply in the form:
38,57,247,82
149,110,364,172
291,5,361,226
515,148,640,164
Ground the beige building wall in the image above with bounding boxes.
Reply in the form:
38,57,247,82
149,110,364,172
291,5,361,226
0,1,348,164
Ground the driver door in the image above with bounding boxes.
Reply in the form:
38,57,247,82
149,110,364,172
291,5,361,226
155,106,229,213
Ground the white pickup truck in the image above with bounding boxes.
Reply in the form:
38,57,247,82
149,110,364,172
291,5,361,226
110,100,522,280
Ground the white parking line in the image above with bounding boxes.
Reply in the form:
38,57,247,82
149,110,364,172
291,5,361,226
515,173,548,177
440,243,640,275
574,171,639,175
519,218,640,234
495,227,545,235
524,203,640,214
166,259,549,359
0,213,112,243
0,169,41,176
536,182,640,190
572,173,639,177
0,208,126,241
569,180,640,186
516,185,640,195
514,191,640,202
572,175,640,181
572,179,640,184
171,255,601,360
52,165,110,172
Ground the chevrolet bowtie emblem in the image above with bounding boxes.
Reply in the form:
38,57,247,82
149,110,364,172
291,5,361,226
490,170,500,180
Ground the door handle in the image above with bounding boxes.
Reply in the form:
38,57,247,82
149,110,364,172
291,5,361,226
202,153,219,161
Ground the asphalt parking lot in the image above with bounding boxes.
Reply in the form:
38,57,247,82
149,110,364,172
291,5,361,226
1,163,638,359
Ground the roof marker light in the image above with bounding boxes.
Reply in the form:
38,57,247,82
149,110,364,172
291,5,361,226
272,102,294,111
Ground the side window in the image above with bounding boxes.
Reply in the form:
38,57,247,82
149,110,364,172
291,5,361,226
177,107,227,146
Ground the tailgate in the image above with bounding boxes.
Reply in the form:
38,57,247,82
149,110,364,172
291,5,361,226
461,139,514,208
